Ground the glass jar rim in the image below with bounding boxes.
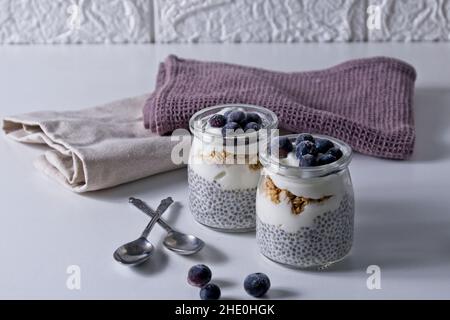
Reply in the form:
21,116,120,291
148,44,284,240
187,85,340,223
189,104,279,141
260,133,353,179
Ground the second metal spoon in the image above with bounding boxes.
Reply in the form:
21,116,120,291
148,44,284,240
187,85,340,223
113,197,174,265
129,197,205,255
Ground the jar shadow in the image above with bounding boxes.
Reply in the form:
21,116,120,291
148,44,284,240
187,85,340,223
411,87,450,162
320,197,450,273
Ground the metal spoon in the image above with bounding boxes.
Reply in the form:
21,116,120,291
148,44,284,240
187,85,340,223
129,197,205,255
113,197,174,265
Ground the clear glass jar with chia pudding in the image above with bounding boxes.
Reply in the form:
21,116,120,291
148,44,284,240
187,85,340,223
188,104,278,232
256,133,355,268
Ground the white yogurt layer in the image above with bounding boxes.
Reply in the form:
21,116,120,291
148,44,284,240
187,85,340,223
256,168,353,233
189,107,268,190
190,161,260,190
278,151,299,166
189,137,260,190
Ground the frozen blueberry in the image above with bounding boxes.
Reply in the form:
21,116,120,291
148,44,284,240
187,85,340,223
327,147,343,160
299,154,317,167
221,122,240,136
295,134,315,145
208,114,227,128
315,138,334,154
295,140,317,158
187,264,212,287
200,283,221,300
246,112,262,125
317,153,337,165
272,137,293,158
227,110,246,124
223,109,234,118
244,122,261,132
244,273,271,298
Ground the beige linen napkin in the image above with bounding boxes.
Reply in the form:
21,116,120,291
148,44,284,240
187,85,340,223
2,94,183,192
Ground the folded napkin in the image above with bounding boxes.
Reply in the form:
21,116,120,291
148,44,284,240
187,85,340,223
3,95,183,192
144,55,417,159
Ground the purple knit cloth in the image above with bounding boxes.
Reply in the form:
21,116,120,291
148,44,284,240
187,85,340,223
144,55,417,159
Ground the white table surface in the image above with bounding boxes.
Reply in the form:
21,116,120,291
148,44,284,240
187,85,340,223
1,43,450,300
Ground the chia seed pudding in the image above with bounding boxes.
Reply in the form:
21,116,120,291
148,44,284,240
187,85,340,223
256,134,355,268
188,104,278,232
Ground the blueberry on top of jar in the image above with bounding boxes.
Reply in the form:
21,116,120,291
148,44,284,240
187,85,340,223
327,146,343,159
223,109,233,118
246,112,262,125
207,107,263,136
221,121,240,136
295,133,314,144
295,140,317,158
317,153,337,165
227,110,246,124
272,136,293,159
315,138,334,154
299,154,316,167
244,122,261,132
208,114,227,128
275,134,343,167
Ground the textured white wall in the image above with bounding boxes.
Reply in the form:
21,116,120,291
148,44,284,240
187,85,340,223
0,0,153,44
155,0,366,43
368,0,450,41
0,0,449,43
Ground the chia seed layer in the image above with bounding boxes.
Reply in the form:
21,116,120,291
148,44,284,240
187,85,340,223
188,168,257,231
256,194,354,268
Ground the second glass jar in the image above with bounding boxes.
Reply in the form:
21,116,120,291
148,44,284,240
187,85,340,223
256,134,355,269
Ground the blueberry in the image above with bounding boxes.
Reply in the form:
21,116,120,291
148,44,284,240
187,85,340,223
244,273,271,298
317,153,337,165
221,122,240,136
299,154,317,167
272,137,293,158
244,122,261,132
246,112,262,125
200,283,221,300
295,140,317,158
187,264,212,287
223,109,234,118
227,110,246,124
295,134,315,145
327,147,343,160
315,138,334,154
208,114,227,128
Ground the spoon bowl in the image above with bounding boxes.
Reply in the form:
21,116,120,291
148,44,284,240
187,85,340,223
113,197,173,266
113,237,154,265
163,231,205,255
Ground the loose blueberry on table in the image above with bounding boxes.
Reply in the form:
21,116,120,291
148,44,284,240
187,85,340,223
273,134,343,167
207,108,262,136
187,264,212,287
244,273,271,298
200,283,221,300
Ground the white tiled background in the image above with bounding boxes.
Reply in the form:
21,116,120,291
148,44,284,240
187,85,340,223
0,0,449,44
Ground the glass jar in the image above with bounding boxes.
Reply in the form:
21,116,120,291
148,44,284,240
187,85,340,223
188,104,278,232
256,134,355,268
